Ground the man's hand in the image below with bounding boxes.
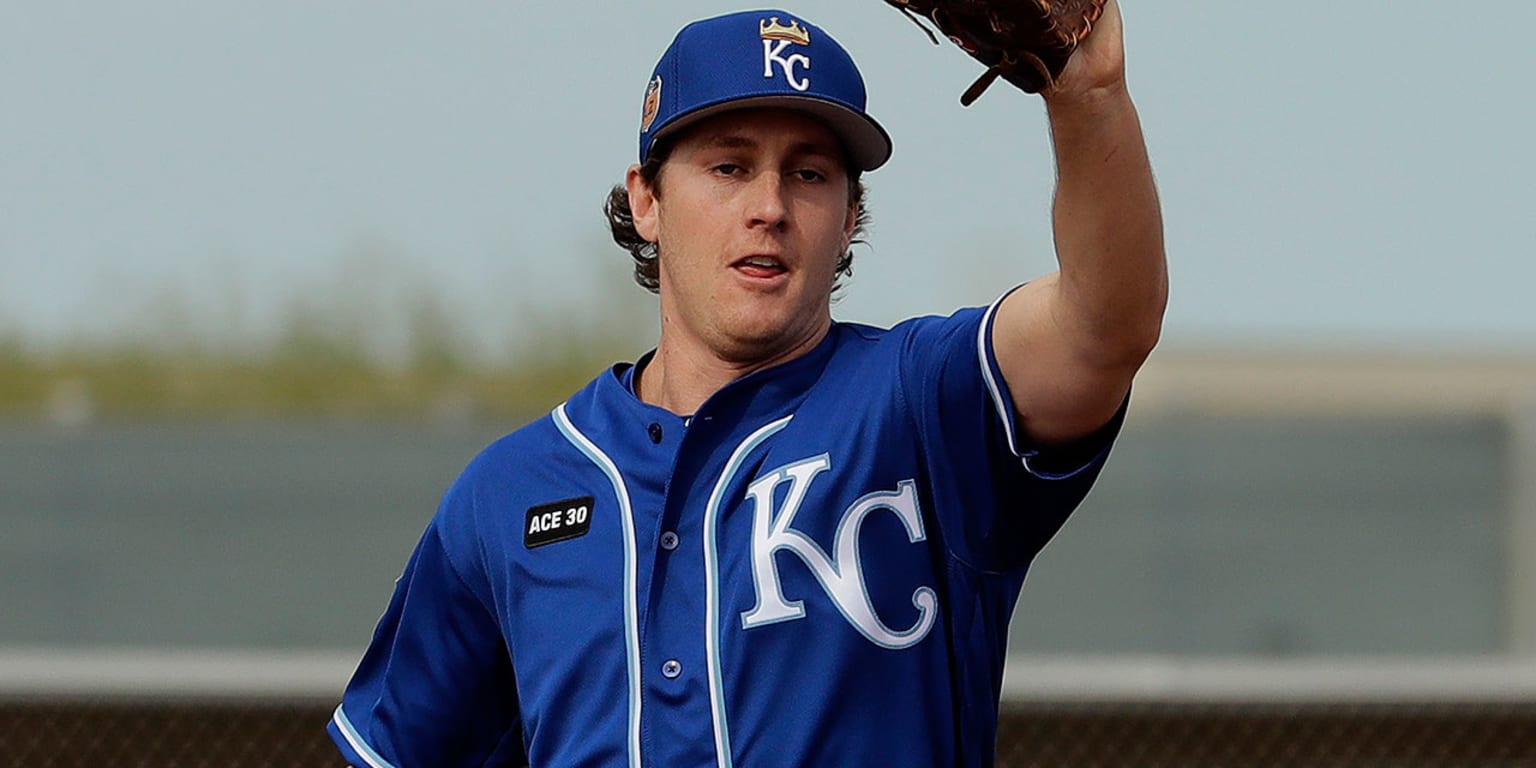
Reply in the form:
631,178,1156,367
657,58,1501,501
1046,0,1126,101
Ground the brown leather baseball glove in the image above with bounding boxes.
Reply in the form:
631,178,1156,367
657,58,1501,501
885,0,1107,105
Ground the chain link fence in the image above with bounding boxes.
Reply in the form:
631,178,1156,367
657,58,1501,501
0,699,341,768
998,702,1536,768
2,697,1534,767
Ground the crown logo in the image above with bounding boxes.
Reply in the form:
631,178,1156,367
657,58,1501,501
760,17,810,46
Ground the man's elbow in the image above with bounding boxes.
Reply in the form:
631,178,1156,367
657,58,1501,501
1095,319,1162,373
1075,289,1167,372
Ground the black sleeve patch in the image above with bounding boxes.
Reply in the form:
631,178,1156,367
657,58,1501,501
524,496,594,549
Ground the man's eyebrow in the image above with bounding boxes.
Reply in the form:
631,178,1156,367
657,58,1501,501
786,141,842,160
701,134,757,150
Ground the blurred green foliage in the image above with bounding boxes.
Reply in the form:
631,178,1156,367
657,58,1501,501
0,248,659,422
0,328,634,423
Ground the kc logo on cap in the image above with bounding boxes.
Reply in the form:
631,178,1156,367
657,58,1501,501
636,9,894,171
760,17,812,91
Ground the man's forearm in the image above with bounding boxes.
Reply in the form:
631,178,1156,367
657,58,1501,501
1045,85,1167,368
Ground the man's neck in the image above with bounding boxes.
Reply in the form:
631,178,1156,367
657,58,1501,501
636,323,830,416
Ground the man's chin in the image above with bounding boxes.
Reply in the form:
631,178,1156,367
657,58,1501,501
715,315,828,364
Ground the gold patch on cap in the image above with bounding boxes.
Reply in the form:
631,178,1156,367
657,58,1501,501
640,75,662,133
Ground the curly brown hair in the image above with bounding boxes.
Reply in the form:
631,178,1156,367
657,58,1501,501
604,138,870,294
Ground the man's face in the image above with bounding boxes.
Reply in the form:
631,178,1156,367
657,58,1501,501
629,108,858,364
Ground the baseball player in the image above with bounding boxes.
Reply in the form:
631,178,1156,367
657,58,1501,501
330,3,1164,766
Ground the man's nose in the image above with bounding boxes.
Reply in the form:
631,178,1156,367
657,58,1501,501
745,171,789,231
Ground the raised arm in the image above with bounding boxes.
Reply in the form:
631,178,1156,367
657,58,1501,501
991,0,1168,445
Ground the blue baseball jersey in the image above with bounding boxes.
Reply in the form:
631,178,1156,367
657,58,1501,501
329,298,1124,767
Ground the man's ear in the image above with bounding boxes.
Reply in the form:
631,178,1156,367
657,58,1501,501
626,164,659,244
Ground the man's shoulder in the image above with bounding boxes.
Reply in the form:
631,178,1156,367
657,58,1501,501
454,368,616,487
470,413,561,469
828,318,914,350
432,369,617,537
811,312,983,403
831,306,991,355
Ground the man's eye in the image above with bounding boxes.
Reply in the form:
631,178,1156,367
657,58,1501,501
712,163,743,175
793,169,826,182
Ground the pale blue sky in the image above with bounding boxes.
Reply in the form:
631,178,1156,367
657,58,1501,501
4,2,1534,358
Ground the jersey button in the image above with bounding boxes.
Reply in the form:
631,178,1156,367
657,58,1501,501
661,659,682,679
647,423,663,444
660,531,679,551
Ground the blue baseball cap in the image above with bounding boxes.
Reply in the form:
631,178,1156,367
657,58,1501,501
637,10,892,171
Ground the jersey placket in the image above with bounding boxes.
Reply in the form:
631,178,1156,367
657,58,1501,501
641,374,821,767
636,405,728,768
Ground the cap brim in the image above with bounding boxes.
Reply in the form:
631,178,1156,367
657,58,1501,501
651,94,892,172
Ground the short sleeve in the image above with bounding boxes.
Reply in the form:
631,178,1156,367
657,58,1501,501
898,294,1125,570
328,497,525,767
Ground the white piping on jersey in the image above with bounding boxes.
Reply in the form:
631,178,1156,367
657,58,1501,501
977,294,1024,461
554,404,643,768
331,705,398,768
703,415,794,768
978,294,1103,479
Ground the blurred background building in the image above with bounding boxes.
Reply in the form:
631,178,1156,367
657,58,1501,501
4,351,1534,658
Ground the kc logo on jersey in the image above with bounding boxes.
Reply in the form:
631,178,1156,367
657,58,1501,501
759,17,811,92
739,456,938,649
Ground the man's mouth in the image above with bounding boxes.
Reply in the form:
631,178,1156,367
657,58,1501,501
732,255,788,278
